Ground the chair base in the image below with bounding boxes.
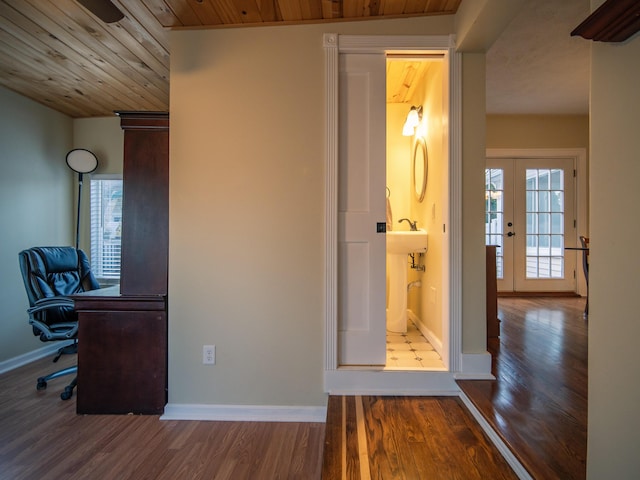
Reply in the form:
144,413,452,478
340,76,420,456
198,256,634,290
53,341,78,362
36,366,78,400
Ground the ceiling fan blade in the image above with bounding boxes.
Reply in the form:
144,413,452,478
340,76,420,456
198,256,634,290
76,0,124,23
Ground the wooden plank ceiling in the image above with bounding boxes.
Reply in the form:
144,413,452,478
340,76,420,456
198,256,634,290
0,0,461,118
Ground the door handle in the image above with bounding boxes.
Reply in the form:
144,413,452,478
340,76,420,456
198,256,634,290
507,232,515,237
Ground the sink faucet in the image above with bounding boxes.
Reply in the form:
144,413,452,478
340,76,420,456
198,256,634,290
398,218,418,231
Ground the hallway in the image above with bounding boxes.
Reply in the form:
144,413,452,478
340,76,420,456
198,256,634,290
458,296,588,479
323,297,587,478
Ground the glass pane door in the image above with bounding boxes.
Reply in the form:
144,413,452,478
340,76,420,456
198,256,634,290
486,157,576,292
514,158,576,291
525,168,565,279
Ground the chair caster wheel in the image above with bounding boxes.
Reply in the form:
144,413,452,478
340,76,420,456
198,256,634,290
60,388,73,400
36,379,47,391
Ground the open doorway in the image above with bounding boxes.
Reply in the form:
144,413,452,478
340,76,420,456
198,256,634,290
385,56,447,370
323,34,472,394
329,38,453,370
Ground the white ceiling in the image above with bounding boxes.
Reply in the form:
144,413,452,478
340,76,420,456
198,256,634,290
486,0,591,115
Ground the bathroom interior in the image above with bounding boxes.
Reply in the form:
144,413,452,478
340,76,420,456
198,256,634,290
385,55,447,371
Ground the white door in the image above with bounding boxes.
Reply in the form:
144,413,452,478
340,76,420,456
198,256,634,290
338,52,387,365
486,157,576,292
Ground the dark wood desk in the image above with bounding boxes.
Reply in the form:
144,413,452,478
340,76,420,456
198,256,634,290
486,246,500,338
73,286,167,415
72,113,169,415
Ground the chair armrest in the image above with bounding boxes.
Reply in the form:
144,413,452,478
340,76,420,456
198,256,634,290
28,297,75,314
28,297,78,341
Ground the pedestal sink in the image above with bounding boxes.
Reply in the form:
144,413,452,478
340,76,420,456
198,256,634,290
387,230,428,333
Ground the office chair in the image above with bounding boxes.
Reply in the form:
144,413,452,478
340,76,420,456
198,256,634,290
18,246,100,400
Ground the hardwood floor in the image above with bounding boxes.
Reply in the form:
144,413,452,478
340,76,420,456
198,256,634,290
0,354,325,479
1,297,587,479
458,296,588,480
322,395,518,479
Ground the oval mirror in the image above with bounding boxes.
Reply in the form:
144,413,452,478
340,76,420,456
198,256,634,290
412,137,427,202
66,149,98,174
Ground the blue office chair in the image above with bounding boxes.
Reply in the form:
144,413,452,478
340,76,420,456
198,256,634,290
18,246,100,400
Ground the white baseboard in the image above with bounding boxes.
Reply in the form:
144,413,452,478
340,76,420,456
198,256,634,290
459,391,532,480
408,309,443,358
455,352,494,380
161,403,327,423
0,343,63,375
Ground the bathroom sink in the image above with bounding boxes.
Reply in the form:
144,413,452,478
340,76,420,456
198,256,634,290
386,229,428,333
386,230,428,254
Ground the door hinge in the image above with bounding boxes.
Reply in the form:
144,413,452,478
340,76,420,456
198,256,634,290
574,219,577,228
573,169,577,177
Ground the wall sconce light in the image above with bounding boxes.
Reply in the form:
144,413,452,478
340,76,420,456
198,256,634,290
402,105,423,136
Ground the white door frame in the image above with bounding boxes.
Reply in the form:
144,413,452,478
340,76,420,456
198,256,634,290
486,148,588,296
323,34,472,394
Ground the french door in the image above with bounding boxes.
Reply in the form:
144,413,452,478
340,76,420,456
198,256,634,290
485,157,576,292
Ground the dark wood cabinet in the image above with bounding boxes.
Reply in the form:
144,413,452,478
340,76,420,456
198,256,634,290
118,111,169,296
486,245,500,339
75,112,169,414
75,287,167,414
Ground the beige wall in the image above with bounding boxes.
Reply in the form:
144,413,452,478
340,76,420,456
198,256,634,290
487,115,589,149
167,14,490,407
72,117,123,252
461,53,488,353
486,113,590,245
0,87,74,362
387,103,412,227
587,24,640,478
413,59,446,342
73,117,123,175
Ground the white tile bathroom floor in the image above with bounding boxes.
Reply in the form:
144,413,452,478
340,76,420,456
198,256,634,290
385,319,445,370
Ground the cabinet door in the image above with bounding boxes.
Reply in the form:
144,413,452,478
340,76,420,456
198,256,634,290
77,309,167,414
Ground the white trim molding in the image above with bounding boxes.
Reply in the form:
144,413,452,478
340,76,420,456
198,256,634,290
324,370,460,396
455,353,495,380
161,404,327,423
323,33,338,371
323,34,466,393
0,343,63,375
459,391,533,480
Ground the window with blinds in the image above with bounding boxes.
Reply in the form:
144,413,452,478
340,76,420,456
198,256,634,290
90,176,122,280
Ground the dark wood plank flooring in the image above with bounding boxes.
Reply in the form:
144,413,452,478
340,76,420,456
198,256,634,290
0,354,325,479
322,395,518,479
458,296,588,480
2,296,587,479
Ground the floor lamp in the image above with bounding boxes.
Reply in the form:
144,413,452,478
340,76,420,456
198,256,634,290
66,149,98,249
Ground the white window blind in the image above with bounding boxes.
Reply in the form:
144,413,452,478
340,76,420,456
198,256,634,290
90,175,122,280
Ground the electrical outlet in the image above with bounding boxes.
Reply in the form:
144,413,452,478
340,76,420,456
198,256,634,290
203,345,215,365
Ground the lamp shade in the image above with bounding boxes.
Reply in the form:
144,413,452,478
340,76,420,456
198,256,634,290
66,149,98,174
405,108,421,128
402,106,423,137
